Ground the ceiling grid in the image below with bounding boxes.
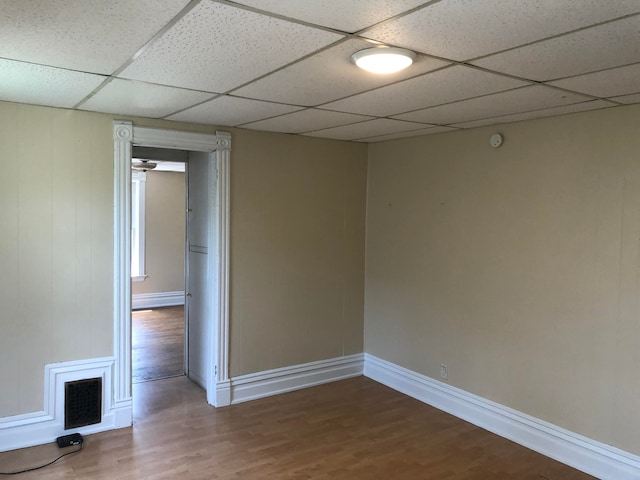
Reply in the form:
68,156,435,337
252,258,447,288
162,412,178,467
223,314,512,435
0,0,638,142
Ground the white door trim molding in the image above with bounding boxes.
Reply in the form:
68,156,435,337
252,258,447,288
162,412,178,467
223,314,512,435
213,133,231,407
113,122,231,415
113,122,133,423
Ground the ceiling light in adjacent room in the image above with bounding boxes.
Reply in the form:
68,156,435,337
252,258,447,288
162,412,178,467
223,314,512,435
132,160,157,172
351,47,416,74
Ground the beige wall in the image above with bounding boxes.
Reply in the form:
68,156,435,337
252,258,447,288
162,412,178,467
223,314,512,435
229,129,367,376
1,95,638,459
0,101,367,417
365,104,640,455
0,103,114,416
132,170,185,295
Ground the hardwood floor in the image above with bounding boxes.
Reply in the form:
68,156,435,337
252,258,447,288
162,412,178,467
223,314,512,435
132,306,184,383
0,376,595,479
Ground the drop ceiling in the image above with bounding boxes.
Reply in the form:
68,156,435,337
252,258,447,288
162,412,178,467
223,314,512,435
1,0,639,142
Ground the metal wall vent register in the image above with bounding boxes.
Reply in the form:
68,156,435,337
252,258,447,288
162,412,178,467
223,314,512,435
64,377,102,429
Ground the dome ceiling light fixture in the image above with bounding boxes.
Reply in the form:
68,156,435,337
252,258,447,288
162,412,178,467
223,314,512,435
351,46,417,74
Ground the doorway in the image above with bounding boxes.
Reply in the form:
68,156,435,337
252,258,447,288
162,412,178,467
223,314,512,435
132,306,185,383
130,150,187,384
112,123,231,427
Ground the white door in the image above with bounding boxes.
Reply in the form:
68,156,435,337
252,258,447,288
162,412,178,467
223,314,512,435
185,151,212,388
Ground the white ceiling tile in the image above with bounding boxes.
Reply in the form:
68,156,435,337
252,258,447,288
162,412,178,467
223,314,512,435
363,0,640,61
78,79,214,118
1,0,635,138
0,0,190,74
357,126,457,142
322,66,528,117
609,93,640,104
241,109,374,134
0,59,106,108
452,100,615,128
234,39,449,106
119,1,343,93
473,15,640,81
166,96,303,126
394,85,591,125
549,63,640,98
230,0,428,33
304,118,428,141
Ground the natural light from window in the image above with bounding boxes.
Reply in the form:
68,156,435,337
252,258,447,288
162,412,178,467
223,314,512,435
131,171,146,281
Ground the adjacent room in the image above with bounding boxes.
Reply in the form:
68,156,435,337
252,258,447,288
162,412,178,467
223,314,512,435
1,1,639,479
130,148,187,385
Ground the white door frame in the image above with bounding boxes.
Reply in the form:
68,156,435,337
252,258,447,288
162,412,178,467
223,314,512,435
113,121,231,421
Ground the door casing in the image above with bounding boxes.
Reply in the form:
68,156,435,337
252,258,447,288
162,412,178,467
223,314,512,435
113,122,231,422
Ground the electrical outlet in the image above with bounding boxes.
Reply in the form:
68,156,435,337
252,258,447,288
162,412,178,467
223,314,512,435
440,364,448,380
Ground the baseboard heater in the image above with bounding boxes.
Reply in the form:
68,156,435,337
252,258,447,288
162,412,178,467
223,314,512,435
64,378,102,429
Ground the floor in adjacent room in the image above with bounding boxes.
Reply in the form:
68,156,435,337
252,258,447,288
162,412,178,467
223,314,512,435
132,306,184,383
0,376,595,479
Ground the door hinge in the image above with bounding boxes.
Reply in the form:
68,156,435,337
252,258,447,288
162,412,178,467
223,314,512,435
214,365,218,376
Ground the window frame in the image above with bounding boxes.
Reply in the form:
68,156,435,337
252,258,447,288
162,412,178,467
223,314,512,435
131,170,147,282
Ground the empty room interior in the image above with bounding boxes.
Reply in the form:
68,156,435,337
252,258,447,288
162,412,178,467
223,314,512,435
1,1,639,479
130,147,187,385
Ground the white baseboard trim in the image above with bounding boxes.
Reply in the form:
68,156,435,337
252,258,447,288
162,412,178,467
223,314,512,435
212,379,231,407
364,353,640,480
0,357,132,452
132,291,184,309
230,354,364,405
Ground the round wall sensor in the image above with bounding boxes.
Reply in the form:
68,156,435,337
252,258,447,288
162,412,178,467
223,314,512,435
489,133,503,148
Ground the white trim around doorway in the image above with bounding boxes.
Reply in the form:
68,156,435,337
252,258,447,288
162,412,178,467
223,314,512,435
113,122,231,424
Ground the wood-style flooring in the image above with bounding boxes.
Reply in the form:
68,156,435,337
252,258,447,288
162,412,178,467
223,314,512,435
132,306,184,383
0,376,595,479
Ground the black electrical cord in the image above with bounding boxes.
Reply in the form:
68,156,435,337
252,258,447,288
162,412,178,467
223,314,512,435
0,442,83,475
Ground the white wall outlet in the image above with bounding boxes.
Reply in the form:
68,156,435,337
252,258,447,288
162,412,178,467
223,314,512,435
440,364,448,380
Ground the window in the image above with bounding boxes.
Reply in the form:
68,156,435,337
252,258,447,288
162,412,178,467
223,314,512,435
131,171,147,281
